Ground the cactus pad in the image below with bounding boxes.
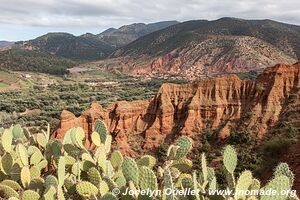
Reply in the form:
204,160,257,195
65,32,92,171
274,162,294,185
94,119,108,143
16,144,29,166
87,167,102,186
122,157,139,185
20,166,31,188
111,150,123,169
76,181,99,198
0,153,13,175
163,169,175,200
137,155,156,168
30,150,43,166
174,136,193,159
234,170,253,199
223,145,237,174
99,180,110,196
2,129,13,153
57,157,65,187
22,190,40,200
44,175,58,189
139,166,158,191
91,131,101,147
0,180,21,191
0,184,19,198
43,186,56,200
172,159,193,172
12,124,24,139
261,175,291,200
36,133,47,148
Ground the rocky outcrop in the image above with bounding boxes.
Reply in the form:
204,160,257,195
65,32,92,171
54,62,300,155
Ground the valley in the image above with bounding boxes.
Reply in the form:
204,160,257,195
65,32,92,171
0,16,299,199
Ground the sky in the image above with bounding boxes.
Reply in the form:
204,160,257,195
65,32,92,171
0,0,299,41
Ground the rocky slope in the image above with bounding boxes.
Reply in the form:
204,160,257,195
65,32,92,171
97,21,179,48
100,18,300,79
0,41,14,50
54,62,300,157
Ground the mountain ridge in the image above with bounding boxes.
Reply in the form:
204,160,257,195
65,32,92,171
102,18,300,79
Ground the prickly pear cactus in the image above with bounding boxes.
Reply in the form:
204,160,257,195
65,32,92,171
22,190,40,200
163,169,175,200
20,166,31,188
0,153,13,175
111,150,123,169
2,129,13,153
139,166,158,191
0,121,296,200
16,144,29,166
122,157,139,186
234,170,253,199
91,131,101,147
0,180,22,191
0,184,19,198
137,155,156,168
94,119,108,144
174,136,193,159
171,158,193,172
57,157,65,188
87,167,102,187
12,124,24,139
274,162,294,185
261,175,291,200
76,181,99,198
223,145,237,174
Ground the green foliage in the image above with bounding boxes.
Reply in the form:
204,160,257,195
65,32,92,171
0,48,76,75
139,166,158,191
76,181,99,198
0,184,19,198
0,122,296,200
122,157,139,186
261,176,291,200
136,155,156,168
94,119,108,144
223,145,237,174
174,136,193,159
274,163,294,185
111,150,123,169
22,190,40,200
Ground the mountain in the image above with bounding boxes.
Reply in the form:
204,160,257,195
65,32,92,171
97,21,179,48
11,21,178,61
0,41,14,49
104,18,300,79
0,48,76,74
15,32,115,61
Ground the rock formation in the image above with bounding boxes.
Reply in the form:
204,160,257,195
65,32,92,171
54,62,300,156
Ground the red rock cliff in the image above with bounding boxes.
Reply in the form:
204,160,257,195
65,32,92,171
53,62,300,156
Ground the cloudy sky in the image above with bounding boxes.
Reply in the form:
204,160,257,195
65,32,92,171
1,0,299,41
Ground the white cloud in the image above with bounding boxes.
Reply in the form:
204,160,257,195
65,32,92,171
0,0,299,40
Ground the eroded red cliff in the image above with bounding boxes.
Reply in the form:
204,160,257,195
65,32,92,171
53,62,300,156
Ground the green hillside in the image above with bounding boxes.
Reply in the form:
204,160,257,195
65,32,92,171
0,48,77,75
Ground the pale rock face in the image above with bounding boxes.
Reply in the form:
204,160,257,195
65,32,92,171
54,62,300,156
